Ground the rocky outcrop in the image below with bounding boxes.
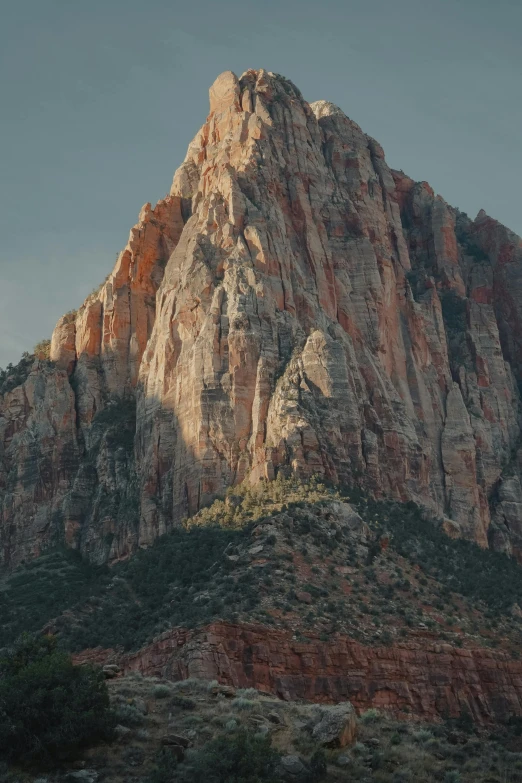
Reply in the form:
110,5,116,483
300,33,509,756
0,361,79,564
74,621,522,725
0,198,185,565
2,68,522,565
65,196,185,425
490,450,522,561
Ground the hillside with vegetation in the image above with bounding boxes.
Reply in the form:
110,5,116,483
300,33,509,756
1,478,521,659
3,669,521,783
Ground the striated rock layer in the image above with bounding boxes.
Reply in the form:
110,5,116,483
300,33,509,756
74,622,522,725
2,68,522,566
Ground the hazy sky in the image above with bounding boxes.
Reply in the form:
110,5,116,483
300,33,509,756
1,0,520,367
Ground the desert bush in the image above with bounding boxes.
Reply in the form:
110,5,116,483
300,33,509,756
189,474,335,531
231,697,256,712
175,728,281,782
152,684,171,699
439,291,467,335
309,748,327,780
235,687,260,699
113,702,146,727
33,339,51,359
412,728,433,744
170,694,196,711
53,523,249,651
360,708,381,724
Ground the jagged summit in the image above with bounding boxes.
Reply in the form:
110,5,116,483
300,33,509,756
309,99,346,119
1,69,522,569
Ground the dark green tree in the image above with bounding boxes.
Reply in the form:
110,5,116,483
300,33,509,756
0,634,114,766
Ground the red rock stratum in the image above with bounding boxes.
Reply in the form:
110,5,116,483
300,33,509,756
75,622,522,725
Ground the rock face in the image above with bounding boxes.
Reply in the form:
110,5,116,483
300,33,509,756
0,197,184,564
2,68,522,565
74,621,522,724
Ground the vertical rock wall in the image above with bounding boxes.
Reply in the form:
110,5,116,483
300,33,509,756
1,69,522,566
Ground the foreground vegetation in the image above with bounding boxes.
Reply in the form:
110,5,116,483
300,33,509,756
76,675,522,783
1,662,520,781
0,634,114,768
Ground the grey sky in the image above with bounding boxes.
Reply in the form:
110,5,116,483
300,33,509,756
1,0,520,367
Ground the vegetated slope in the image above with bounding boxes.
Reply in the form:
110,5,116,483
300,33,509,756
83,674,522,783
2,70,522,569
2,479,521,658
2,660,522,781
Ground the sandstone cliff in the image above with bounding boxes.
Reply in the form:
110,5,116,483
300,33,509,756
2,69,522,566
75,621,522,725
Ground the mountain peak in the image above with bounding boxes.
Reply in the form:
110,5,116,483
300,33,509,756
309,99,346,119
1,70,522,572
209,70,241,113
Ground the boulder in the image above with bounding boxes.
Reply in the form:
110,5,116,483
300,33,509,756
161,732,191,748
209,683,236,698
102,664,121,679
114,724,132,741
279,755,308,778
311,702,358,748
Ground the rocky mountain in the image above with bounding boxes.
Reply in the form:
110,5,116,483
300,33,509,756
2,68,522,570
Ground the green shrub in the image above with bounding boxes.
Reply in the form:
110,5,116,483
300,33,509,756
170,694,196,711
412,728,433,744
231,697,256,711
175,728,281,782
235,688,260,699
440,290,467,334
455,226,489,264
113,702,146,726
0,634,114,766
152,684,171,699
360,708,381,724
33,339,51,359
147,747,180,783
